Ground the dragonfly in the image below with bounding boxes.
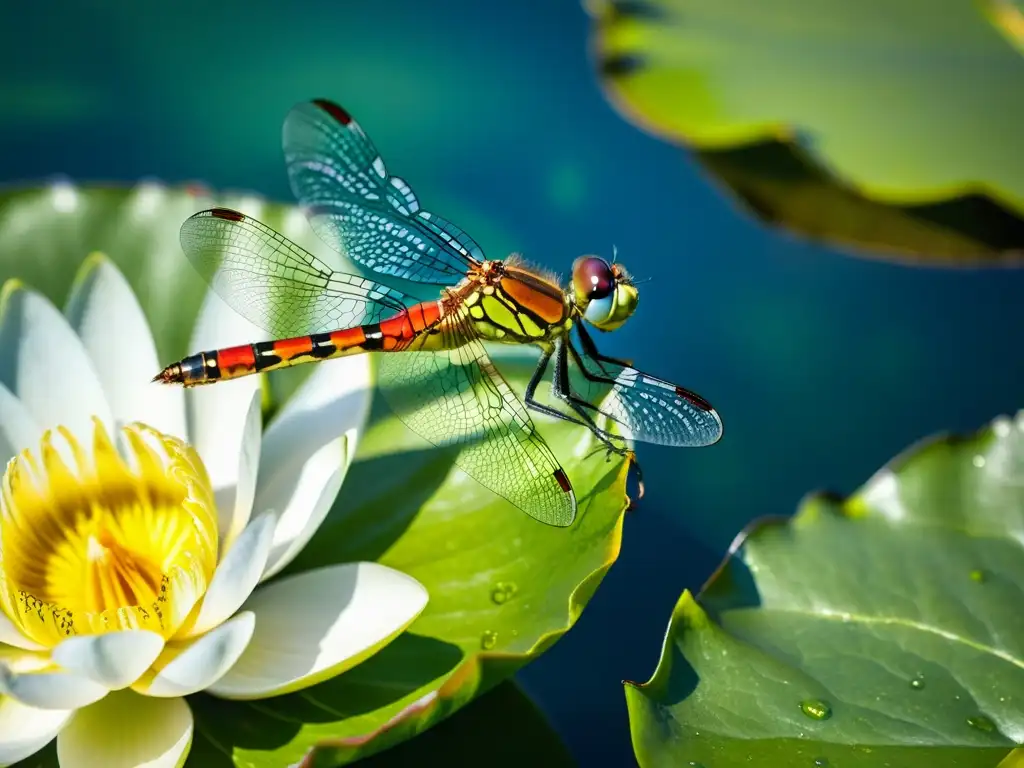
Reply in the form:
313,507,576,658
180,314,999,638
154,98,723,527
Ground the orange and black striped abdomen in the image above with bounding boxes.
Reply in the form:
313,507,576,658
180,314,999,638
155,301,444,386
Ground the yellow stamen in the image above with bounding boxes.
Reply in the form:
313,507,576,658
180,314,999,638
0,419,218,647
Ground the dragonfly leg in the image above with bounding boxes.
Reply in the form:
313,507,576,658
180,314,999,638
552,339,630,460
565,339,618,388
523,347,606,435
576,322,633,375
564,340,653,486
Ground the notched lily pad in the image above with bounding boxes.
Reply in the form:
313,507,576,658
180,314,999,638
587,0,1024,265
626,412,1024,767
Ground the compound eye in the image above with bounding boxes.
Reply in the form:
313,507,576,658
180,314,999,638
573,256,615,301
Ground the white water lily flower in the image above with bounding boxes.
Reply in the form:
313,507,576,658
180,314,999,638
0,254,428,767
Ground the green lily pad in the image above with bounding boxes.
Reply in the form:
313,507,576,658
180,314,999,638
587,0,1024,265
0,181,341,360
626,412,1024,767
0,183,627,766
187,350,626,766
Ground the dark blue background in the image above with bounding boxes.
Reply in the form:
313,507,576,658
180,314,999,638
4,2,1023,764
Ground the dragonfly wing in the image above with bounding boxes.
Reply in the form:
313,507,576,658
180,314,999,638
378,312,576,527
283,99,483,285
179,208,413,338
573,354,723,448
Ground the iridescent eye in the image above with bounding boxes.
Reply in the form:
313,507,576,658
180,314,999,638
573,256,615,301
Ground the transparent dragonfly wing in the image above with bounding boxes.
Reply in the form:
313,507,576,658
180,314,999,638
283,99,485,285
379,311,577,527
572,348,723,448
179,208,415,337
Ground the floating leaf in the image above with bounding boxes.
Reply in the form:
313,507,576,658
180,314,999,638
0,181,335,360
626,412,1024,767
587,0,1024,265
0,183,627,766
190,349,626,766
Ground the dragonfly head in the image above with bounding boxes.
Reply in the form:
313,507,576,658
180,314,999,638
572,255,639,332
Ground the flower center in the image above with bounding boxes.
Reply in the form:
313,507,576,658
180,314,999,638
0,419,219,646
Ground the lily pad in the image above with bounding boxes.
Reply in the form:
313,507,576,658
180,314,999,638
626,412,1024,767
187,349,626,766
0,183,628,766
0,181,340,360
587,0,1024,265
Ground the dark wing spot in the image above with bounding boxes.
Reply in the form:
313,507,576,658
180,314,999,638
312,98,353,125
675,386,713,412
553,468,572,493
209,208,245,222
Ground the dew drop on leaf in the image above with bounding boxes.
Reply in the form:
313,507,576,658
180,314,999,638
490,581,519,604
967,714,997,733
910,674,926,690
480,630,498,650
799,699,833,721
687,763,704,767
814,759,829,767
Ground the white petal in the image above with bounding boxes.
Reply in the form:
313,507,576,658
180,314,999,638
0,283,112,441
259,353,372,481
57,690,192,768
0,382,41,468
259,435,350,582
136,612,254,698
0,696,71,766
0,608,44,652
0,663,108,710
208,563,428,700
219,389,262,553
185,290,264,502
184,513,276,638
51,631,165,690
64,255,188,440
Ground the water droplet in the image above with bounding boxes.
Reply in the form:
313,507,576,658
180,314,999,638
967,714,997,733
799,699,833,721
480,630,498,650
687,763,704,768
490,581,518,604
814,759,829,767
972,455,986,468
910,674,926,690
970,569,987,583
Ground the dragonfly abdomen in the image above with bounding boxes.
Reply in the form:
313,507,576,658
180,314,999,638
155,300,445,386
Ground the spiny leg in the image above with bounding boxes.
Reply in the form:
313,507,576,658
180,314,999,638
523,346,602,434
552,338,630,459
566,337,620,389
565,338,645,508
576,322,633,375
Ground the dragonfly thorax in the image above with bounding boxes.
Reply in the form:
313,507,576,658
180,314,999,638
463,263,571,344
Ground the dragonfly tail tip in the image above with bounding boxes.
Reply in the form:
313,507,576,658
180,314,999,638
152,363,184,386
